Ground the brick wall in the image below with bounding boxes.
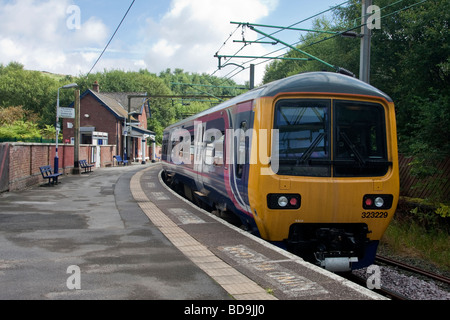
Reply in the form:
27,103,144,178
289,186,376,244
0,142,116,192
100,145,116,165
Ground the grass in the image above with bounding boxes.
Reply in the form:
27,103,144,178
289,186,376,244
379,218,450,273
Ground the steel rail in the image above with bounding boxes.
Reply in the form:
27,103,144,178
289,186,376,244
375,255,450,285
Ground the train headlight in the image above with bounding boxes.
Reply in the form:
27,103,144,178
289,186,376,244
374,197,384,208
268,194,301,209
363,194,393,210
278,196,288,207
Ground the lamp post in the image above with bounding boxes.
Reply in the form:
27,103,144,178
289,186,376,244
55,83,78,173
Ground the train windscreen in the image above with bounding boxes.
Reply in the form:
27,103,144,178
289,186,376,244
274,99,390,177
274,99,331,177
334,100,389,177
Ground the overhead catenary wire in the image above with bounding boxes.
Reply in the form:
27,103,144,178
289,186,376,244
212,0,352,84
86,0,136,77
215,0,429,85
249,0,413,67
214,24,242,57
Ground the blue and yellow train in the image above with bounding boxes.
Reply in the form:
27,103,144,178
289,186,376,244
161,71,399,272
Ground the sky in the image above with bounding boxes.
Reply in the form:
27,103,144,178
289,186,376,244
0,0,348,85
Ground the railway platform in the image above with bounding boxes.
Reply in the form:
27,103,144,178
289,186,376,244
0,162,385,301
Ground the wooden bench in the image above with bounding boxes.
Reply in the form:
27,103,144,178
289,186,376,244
39,165,62,185
114,155,128,166
79,160,94,173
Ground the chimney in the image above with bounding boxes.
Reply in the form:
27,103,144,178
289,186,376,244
92,81,99,93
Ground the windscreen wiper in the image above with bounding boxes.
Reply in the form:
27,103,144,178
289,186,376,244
339,132,365,166
299,133,325,164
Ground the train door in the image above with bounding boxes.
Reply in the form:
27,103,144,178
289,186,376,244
231,101,253,214
193,121,206,192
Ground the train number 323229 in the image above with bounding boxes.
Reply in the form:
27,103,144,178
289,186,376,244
361,212,388,218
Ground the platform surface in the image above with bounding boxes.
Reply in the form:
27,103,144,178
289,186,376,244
0,163,385,301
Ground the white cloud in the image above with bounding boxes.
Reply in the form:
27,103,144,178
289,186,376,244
73,16,109,47
0,0,109,75
152,39,181,58
143,0,279,84
0,0,67,41
0,38,23,60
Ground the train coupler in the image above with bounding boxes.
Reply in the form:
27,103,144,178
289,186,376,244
315,254,359,272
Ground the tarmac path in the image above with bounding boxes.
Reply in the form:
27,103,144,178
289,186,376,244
0,164,231,300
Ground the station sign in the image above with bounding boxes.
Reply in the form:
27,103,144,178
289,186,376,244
58,107,75,119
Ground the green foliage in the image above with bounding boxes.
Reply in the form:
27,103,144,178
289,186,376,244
0,62,59,126
263,17,359,83
403,93,450,179
0,63,242,144
381,218,449,272
0,120,42,141
41,125,57,140
396,197,449,232
175,101,210,120
436,204,450,219
382,199,449,272
0,118,59,143
0,105,40,124
159,68,244,97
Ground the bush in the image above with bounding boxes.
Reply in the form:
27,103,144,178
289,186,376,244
0,120,41,141
396,197,449,233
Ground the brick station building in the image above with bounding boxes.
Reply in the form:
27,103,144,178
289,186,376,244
63,81,155,164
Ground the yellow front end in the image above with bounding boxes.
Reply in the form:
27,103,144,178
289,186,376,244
248,95,400,243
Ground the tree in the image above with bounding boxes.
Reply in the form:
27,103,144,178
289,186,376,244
263,16,360,83
0,63,246,144
0,62,59,126
0,105,40,124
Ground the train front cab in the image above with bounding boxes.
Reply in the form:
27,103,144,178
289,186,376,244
248,93,400,272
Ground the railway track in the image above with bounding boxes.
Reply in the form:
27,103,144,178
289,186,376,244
350,255,450,300
375,255,450,286
348,272,409,300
